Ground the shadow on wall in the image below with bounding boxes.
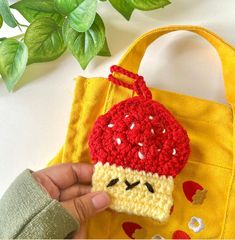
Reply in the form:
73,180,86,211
90,0,234,71
3,0,234,95
143,0,206,22
139,32,226,103
13,52,72,91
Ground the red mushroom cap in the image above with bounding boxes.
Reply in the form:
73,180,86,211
88,96,190,177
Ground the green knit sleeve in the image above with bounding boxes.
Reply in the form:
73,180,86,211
0,169,79,239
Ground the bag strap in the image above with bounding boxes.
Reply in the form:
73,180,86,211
115,25,235,104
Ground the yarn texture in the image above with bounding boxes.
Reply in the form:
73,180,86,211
88,65,190,221
92,162,174,222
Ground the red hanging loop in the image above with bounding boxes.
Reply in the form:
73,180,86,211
108,65,152,99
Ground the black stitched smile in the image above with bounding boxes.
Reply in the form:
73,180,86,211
124,180,140,190
106,178,154,193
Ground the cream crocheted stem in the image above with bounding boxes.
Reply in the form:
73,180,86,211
92,162,174,222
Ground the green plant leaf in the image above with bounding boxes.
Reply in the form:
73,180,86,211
98,38,111,56
63,14,105,69
130,0,171,10
11,0,63,23
54,0,83,15
0,0,18,28
68,0,97,32
0,15,3,28
24,17,66,64
0,39,28,91
109,0,134,20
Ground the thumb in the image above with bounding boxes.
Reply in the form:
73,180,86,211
61,191,110,223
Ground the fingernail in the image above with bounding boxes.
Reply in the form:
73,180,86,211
92,192,110,210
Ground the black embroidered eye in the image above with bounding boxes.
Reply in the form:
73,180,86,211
125,180,140,190
106,178,119,187
144,182,154,193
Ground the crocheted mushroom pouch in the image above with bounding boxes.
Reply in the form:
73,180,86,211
88,65,190,222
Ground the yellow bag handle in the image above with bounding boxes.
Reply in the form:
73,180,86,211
118,25,235,104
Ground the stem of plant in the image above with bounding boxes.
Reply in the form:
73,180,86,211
18,23,28,28
1,33,25,41
9,33,25,40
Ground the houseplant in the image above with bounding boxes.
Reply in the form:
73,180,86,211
0,0,171,91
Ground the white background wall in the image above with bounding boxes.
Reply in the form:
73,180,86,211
1,0,235,196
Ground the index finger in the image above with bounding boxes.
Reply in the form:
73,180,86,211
36,163,94,189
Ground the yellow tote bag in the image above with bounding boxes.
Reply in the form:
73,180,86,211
48,26,235,239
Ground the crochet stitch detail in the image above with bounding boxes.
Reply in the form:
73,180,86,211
92,162,174,222
89,96,190,177
88,65,190,221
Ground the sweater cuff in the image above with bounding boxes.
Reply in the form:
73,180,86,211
0,169,79,239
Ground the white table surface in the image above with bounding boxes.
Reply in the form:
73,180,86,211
1,0,235,197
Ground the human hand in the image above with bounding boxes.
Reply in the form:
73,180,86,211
32,163,110,238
